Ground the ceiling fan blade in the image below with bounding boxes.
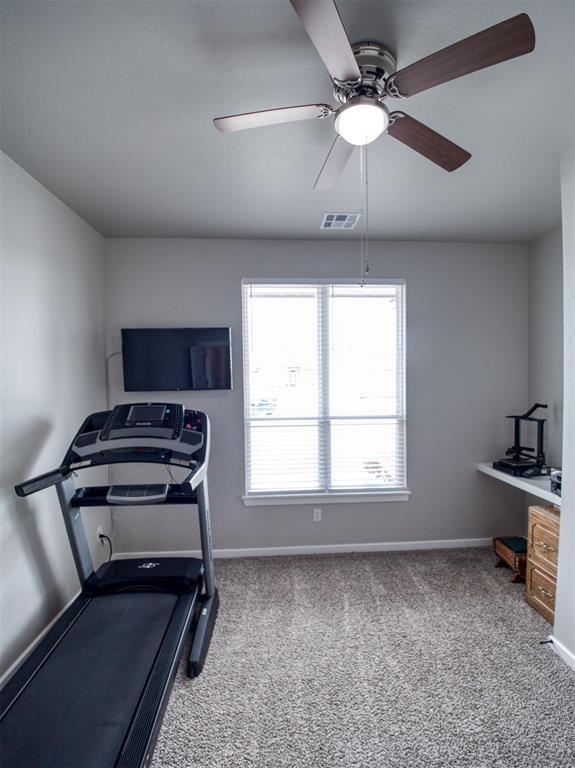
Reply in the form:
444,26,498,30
214,103,334,133
387,112,471,172
290,0,361,84
387,13,535,98
314,135,355,190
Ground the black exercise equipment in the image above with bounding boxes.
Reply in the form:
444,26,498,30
1,402,218,768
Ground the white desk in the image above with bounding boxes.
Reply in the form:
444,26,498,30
477,462,561,507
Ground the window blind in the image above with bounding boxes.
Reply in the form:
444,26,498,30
242,280,406,497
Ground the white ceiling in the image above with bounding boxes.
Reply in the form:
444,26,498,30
1,0,574,242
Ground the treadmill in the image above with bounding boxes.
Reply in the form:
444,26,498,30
0,402,218,768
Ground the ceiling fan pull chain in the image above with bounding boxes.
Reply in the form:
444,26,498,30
359,142,370,285
359,143,365,283
364,141,370,277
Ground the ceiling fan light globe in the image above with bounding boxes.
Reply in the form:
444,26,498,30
335,100,389,146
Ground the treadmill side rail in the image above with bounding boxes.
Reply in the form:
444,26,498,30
116,592,199,768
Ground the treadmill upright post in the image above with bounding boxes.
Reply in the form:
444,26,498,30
56,475,94,585
188,476,219,678
196,477,215,598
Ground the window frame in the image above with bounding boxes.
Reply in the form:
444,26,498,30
241,278,410,506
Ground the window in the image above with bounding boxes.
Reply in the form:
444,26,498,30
241,280,407,504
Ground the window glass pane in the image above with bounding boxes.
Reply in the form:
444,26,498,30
330,419,404,489
247,420,321,492
329,290,398,418
243,281,406,496
248,289,320,419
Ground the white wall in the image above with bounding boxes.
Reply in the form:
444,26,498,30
105,238,529,554
0,153,109,679
553,150,575,668
528,227,563,466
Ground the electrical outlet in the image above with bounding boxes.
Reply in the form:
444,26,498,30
312,507,322,522
96,525,105,544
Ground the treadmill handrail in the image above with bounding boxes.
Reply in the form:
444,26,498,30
15,455,206,498
15,465,71,497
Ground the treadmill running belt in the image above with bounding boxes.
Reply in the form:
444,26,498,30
1,592,178,768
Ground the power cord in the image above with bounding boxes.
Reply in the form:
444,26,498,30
99,533,113,563
165,464,176,484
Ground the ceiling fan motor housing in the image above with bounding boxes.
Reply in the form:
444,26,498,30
333,42,397,103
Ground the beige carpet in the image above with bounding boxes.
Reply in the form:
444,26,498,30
152,549,575,768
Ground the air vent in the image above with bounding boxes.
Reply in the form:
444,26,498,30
320,213,360,230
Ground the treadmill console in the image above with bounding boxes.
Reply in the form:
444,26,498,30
65,402,208,472
14,403,210,498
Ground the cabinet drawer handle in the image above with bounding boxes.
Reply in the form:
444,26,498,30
537,585,553,599
535,539,556,552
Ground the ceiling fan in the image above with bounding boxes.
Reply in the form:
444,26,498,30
213,0,535,190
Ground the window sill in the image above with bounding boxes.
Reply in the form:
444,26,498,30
241,490,411,506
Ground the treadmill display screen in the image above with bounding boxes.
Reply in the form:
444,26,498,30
127,405,166,423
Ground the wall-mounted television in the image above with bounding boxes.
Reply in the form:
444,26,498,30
121,327,232,391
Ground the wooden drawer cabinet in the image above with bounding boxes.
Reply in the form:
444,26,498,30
528,507,559,576
525,505,560,623
526,562,556,623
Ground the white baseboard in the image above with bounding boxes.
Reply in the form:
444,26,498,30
114,537,491,560
549,635,575,672
0,590,81,690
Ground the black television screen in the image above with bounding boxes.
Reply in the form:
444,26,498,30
122,327,232,391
